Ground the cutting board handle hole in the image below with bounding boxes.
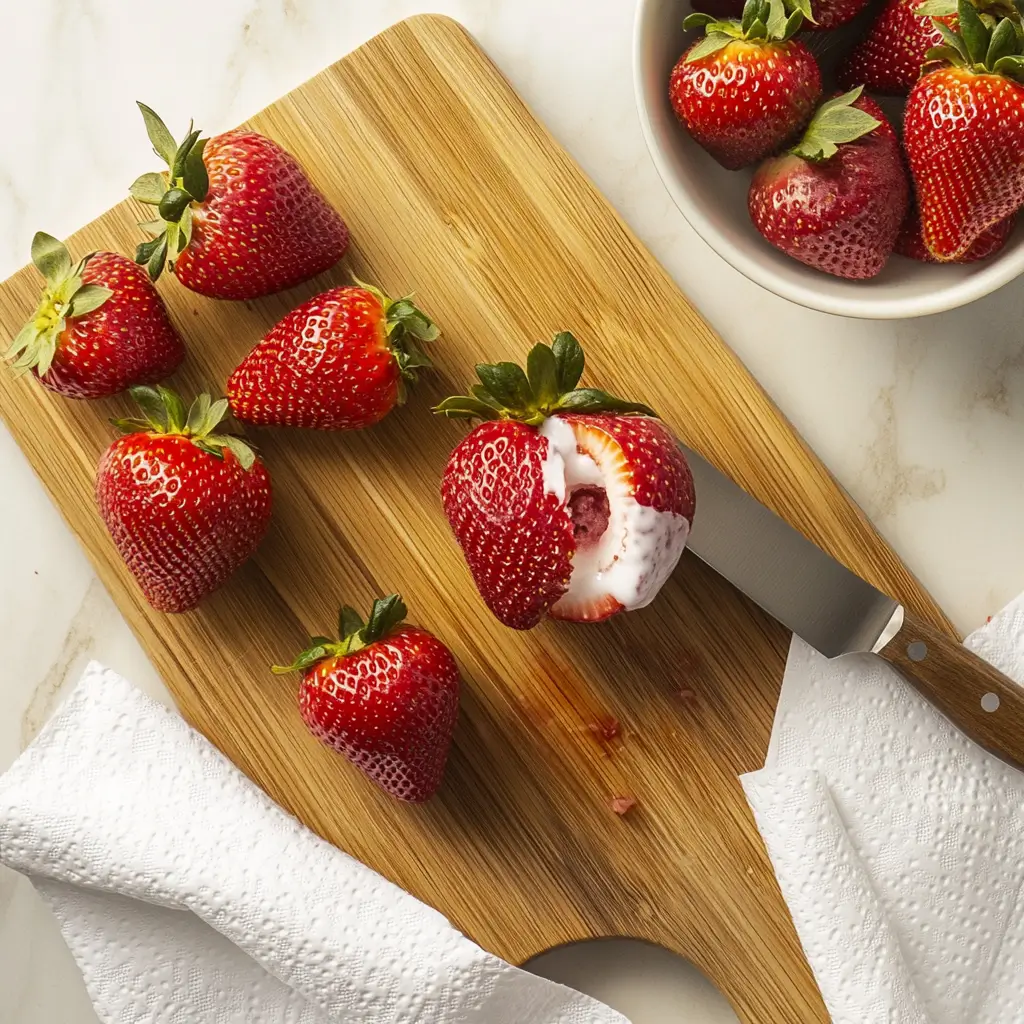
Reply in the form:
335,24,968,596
526,938,739,1021
981,692,1001,713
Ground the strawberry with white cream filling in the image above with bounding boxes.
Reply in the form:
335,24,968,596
436,332,696,629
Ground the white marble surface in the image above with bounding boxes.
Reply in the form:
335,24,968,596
2,0,1024,1020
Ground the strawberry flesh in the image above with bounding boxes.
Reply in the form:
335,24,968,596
174,130,349,300
749,96,908,279
545,414,695,624
568,486,611,548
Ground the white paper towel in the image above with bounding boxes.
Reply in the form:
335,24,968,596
0,661,628,1024
742,595,1024,1023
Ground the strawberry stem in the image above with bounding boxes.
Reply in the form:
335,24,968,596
433,331,657,424
272,594,408,674
130,103,210,281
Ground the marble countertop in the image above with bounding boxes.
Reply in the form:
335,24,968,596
3,1,1023,1020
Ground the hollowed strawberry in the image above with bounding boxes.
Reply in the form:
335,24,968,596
436,333,695,629
541,414,695,623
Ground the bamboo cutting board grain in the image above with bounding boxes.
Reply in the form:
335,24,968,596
0,16,955,1022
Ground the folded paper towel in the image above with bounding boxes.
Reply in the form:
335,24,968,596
742,595,1024,1024
0,662,627,1024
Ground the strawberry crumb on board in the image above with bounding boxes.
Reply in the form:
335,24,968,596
588,716,621,742
588,715,623,759
610,796,637,816
678,687,698,705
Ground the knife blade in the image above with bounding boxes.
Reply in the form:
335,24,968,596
681,443,1024,770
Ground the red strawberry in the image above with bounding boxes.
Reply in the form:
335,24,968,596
227,282,437,430
274,594,460,803
96,386,272,612
839,0,955,94
436,333,695,630
690,0,870,31
671,0,821,170
895,204,1015,261
904,5,1024,260
749,89,909,279
805,0,872,28
6,233,184,399
129,103,348,299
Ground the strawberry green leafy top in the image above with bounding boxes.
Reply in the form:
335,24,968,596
129,103,212,282
789,87,882,161
918,0,1024,78
6,233,112,377
353,277,439,402
683,0,811,61
273,594,410,673
113,385,258,471
433,331,657,425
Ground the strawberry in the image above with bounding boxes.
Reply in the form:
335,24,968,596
6,233,183,399
749,89,909,279
226,281,437,430
671,0,821,170
691,0,869,31
96,386,272,612
838,0,955,93
904,1,1024,260
273,594,460,803
805,0,872,28
895,204,1016,261
128,103,348,299
435,333,695,630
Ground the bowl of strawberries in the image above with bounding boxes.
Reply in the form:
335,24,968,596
634,0,1024,317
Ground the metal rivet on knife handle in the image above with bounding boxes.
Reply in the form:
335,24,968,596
906,641,928,662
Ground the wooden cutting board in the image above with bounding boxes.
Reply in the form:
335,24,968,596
0,15,954,1022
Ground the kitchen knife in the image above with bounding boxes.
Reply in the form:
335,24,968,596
681,443,1024,771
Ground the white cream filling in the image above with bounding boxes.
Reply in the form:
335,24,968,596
539,416,603,502
539,416,691,611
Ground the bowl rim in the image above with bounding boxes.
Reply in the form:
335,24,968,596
631,0,1024,319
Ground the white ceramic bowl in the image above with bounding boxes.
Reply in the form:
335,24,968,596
633,0,1024,318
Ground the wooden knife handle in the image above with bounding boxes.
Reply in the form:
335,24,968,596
879,609,1024,772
